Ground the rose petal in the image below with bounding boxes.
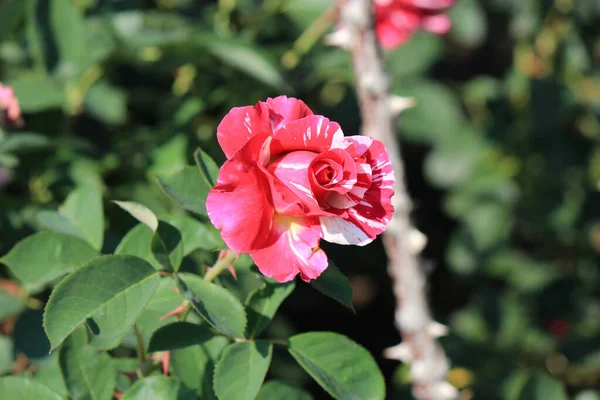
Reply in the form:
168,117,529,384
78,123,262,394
270,115,344,156
266,96,313,131
217,102,271,159
268,150,323,214
320,138,394,245
207,134,273,252
250,215,327,282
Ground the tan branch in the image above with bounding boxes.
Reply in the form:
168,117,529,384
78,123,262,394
331,1,457,399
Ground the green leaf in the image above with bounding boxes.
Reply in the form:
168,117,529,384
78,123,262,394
517,373,569,400
122,376,195,400
214,341,273,400
0,133,52,154
130,278,184,349
36,210,86,239
288,332,385,400
84,81,127,125
150,135,188,174
0,285,25,321
114,223,160,270
59,186,104,251
2,232,99,286
170,336,230,398
0,0,29,43
113,200,159,231
0,335,13,375
59,328,116,400
33,354,69,398
246,281,295,337
163,214,225,253
310,264,354,312
43,255,160,350
148,322,214,352
151,221,184,272
0,376,63,400
31,0,86,77
448,0,487,48
114,202,184,271
256,381,313,400
386,33,443,78
177,274,247,338
8,74,66,112
193,147,219,188
205,39,289,91
153,166,210,216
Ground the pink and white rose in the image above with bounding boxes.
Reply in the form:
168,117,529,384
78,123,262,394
206,96,394,282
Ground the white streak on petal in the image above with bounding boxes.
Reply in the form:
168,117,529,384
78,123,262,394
320,216,372,246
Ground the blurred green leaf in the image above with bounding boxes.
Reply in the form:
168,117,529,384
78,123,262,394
153,166,210,216
256,380,313,400
0,133,52,154
43,255,160,350
516,373,568,400
85,81,127,125
148,321,214,352
2,232,99,287
288,332,385,400
310,264,354,311
59,185,104,251
122,376,195,400
246,281,295,338
0,0,30,43
8,74,65,111
386,33,443,78
214,341,273,400
0,286,25,321
205,39,289,91
150,135,188,174
449,0,487,48
395,79,465,144
0,376,63,400
50,0,87,78
0,335,13,375
177,274,247,339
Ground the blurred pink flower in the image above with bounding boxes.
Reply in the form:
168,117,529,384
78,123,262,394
0,84,22,126
375,0,455,50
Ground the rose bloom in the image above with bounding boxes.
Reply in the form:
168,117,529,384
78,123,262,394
0,84,21,126
206,96,394,282
375,0,455,50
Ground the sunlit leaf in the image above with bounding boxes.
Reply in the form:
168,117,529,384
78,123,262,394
214,341,273,400
44,255,160,350
288,332,385,400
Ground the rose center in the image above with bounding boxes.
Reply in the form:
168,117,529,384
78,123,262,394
314,162,336,186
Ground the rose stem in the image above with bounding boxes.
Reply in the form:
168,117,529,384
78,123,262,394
332,1,457,399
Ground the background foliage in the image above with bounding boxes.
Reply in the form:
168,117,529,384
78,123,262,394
0,0,599,399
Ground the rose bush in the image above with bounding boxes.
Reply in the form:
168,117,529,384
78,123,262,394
206,96,395,282
375,0,455,50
